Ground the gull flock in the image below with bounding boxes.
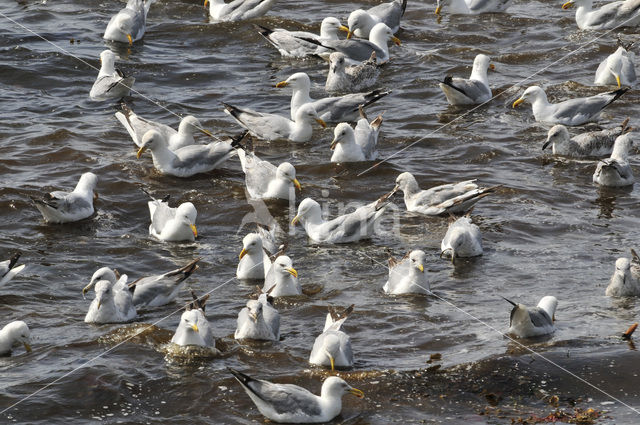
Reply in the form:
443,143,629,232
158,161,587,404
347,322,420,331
3,0,640,423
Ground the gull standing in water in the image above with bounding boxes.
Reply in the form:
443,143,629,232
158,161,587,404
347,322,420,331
393,172,498,216
330,110,383,162
103,0,156,45
383,250,429,295
606,249,640,297
83,267,136,322
31,172,98,224
542,118,631,157
127,258,201,308
561,0,640,30
592,133,634,187
439,54,494,105
0,253,25,287
204,0,276,22
435,0,512,15
440,213,483,263
0,321,32,355
229,368,364,423
276,72,389,123
325,52,380,93
89,50,134,101
145,192,198,242
237,148,301,201
309,305,354,370
347,0,407,38
504,296,557,338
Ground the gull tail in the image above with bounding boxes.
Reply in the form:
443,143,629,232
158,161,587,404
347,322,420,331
254,24,282,51
501,296,518,307
166,257,202,283
140,188,170,203
620,117,633,134
605,87,628,108
188,289,210,312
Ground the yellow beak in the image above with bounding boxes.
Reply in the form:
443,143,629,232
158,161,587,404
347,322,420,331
512,98,524,108
489,63,496,71
200,128,214,138
435,5,442,15
562,1,574,8
293,178,301,190
286,267,298,278
97,300,102,310
23,342,32,353
82,283,91,295
239,248,248,260
339,25,350,34
93,191,99,201
190,224,198,238
191,324,199,332
275,81,288,88
330,138,338,150
204,0,209,6
250,312,258,322
136,145,147,159
316,118,327,128
349,388,365,398
329,354,335,371
391,36,401,46
127,34,133,45
347,30,353,39
291,215,300,226
615,75,621,88
417,264,424,273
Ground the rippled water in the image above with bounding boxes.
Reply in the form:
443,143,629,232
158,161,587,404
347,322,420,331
1,0,640,423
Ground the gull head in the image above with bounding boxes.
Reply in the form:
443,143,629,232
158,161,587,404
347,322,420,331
137,130,168,158
441,229,466,264
370,22,400,46
272,255,298,279
275,72,311,91
246,300,264,323
275,162,301,190
321,332,342,370
239,233,263,259
473,54,494,72
5,321,32,353
611,133,633,160
99,50,117,72
295,103,326,128
94,280,113,311
329,52,347,75
394,172,419,194
513,86,546,108
606,53,624,88
321,377,364,400
330,123,355,150
176,202,198,238
114,15,134,45
409,250,426,273
614,257,632,283
84,267,117,295
543,125,570,151
537,295,558,320
291,197,322,226
179,310,200,333
321,17,349,38
78,172,99,193
347,9,370,39
179,115,212,138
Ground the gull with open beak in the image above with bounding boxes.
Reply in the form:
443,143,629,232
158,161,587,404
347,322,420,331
103,0,155,45
143,191,198,242
237,147,301,201
440,214,483,264
31,172,98,224
330,110,383,162
83,267,136,322
439,54,494,105
542,118,631,158
229,368,364,423
115,103,214,151
435,0,512,15
504,296,557,338
594,46,636,88
204,0,276,22
255,17,349,58
384,250,430,295
90,50,135,101
347,0,407,39
0,321,32,355
309,305,354,370
561,0,640,30
606,249,640,297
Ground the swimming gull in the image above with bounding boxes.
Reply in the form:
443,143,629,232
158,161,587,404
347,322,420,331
103,0,155,45
223,102,326,142
89,50,134,101
235,297,279,341
291,193,392,243
32,172,98,224
229,368,364,423
0,253,26,287
512,86,628,126
255,17,349,58
263,255,301,297
435,0,512,14
383,250,430,295
237,232,272,280
127,258,201,308
542,118,631,157
115,103,214,150
606,249,640,297
145,192,198,242
594,45,636,87
592,133,634,187
561,0,640,30
204,0,276,22
440,214,483,263
504,296,557,338
325,52,380,93
172,293,215,347
393,172,498,216
439,54,494,105
330,110,383,162
83,267,136,322
276,72,389,123
0,321,31,355
347,0,407,38
309,305,354,370
237,148,301,201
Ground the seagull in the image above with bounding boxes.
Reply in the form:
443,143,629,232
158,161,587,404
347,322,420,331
593,133,634,187
171,293,215,347
89,50,134,101
305,22,401,65
103,0,155,45
504,296,557,338
561,0,640,30
383,250,430,295
0,253,26,287
234,297,279,341
115,103,214,150
237,148,301,201
204,0,276,21
512,86,628,126
223,102,326,143
439,54,494,105
0,321,32,356
82,267,136,322
263,255,301,297
347,0,407,38
84,278,137,324
32,172,98,224
542,118,631,157
276,72,390,123
145,192,198,242
136,130,236,177
237,232,272,280
392,172,498,216
440,214,483,263
330,111,383,163
606,249,640,297
229,368,364,423
325,52,381,93
309,305,354,370
255,17,349,58
291,192,391,243
594,46,637,88
435,0,512,14
127,258,201,308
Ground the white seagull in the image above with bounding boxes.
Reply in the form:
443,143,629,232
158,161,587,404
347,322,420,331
82,267,136,322
263,255,301,297
383,250,430,295
237,232,272,280
237,148,301,201
562,0,640,30
440,214,483,263
84,278,136,324
204,0,276,22
171,294,215,348
542,119,631,157
234,296,280,341
309,305,354,370
439,54,494,105
504,296,557,338
594,46,637,88
593,133,634,187
0,321,32,356
330,111,383,163
145,193,198,242
0,253,26,287
32,172,98,224
435,0,512,14
606,249,640,297
89,50,134,101
103,0,155,45
347,0,408,38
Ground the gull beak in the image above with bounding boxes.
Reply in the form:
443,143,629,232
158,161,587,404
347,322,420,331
489,63,496,71
349,387,365,399
97,300,102,310
291,215,300,226
292,178,301,190
239,248,248,260
23,342,32,353
82,283,92,297
435,5,442,15
250,312,258,322
316,118,327,128
417,264,424,273
330,137,338,150
329,354,335,370
190,224,198,238
286,267,298,278
347,30,354,39
542,138,552,151
451,250,456,265
136,145,148,159
615,74,621,88
275,81,288,88
562,1,574,9
339,25,350,34
204,0,209,6
512,98,524,108
93,191,99,201
440,249,455,264
191,324,199,332
200,128,214,138
127,34,133,46
391,36,401,46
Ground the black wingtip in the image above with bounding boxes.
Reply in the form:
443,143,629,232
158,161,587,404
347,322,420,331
230,130,251,149
253,23,273,37
401,0,408,15
610,87,629,103
7,252,21,271
501,296,517,307
228,367,251,384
